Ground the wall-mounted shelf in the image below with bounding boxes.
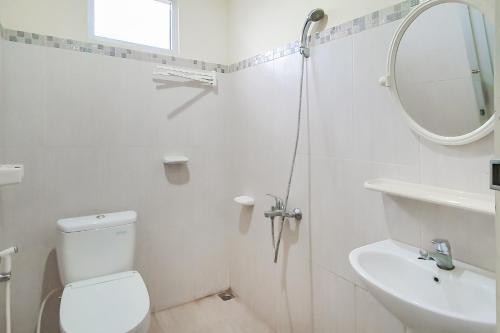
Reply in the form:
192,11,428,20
153,65,217,86
364,178,494,216
163,156,189,165
233,196,255,207
0,165,24,186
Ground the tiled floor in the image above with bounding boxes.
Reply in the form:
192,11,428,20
149,295,274,333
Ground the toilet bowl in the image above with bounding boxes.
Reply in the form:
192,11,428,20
60,271,150,333
56,211,150,333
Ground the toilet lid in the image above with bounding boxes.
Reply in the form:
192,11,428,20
60,271,150,333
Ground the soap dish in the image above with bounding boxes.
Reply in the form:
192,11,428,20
234,196,255,207
163,156,189,165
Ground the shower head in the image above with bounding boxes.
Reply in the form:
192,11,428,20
300,8,325,58
308,8,325,22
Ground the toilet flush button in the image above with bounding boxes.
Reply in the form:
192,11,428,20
96,215,106,220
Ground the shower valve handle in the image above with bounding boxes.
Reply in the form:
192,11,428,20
266,194,284,210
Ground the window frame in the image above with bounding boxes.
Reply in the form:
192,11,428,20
88,0,179,54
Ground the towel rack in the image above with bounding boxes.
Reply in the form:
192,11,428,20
152,65,217,86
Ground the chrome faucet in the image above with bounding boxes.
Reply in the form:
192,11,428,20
264,194,284,219
419,239,455,270
264,194,302,220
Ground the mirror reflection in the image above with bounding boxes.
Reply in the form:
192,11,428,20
395,2,494,137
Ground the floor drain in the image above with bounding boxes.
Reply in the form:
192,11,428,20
218,290,235,301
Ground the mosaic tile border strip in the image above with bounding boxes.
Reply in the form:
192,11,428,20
0,0,422,74
226,0,423,72
0,26,227,73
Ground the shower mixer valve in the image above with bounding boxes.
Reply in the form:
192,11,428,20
264,194,302,221
265,194,284,216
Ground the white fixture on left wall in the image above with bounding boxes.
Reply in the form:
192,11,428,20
0,247,19,333
0,165,24,186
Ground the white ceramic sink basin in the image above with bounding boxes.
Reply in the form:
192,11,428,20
349,240,495,333
0,165,24,186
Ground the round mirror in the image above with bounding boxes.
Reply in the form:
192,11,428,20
385,0,494,145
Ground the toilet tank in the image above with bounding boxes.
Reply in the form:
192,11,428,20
56,211,137,285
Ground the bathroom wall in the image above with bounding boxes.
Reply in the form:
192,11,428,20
0,39,231,333
0,0,229,64
226,0,494,62
0,1,496,333
226,17,495,333
0,0,428,64
226,0,403,62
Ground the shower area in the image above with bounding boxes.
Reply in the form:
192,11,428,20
0,0,496,333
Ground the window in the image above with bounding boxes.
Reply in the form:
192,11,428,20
89,0,177,51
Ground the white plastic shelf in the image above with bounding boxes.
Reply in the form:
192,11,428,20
0,165,24,186
364,178,494,216
233,196,255,207
163,156,189,165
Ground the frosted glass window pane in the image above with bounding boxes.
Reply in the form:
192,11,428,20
93,0,172,49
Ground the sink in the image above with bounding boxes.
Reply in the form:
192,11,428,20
0,165,24,186
349,240,495,333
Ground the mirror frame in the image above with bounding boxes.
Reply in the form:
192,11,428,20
380,0,495,145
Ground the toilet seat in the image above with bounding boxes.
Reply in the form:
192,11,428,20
60,271,150,333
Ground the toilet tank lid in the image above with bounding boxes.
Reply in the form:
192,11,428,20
57,211,137,233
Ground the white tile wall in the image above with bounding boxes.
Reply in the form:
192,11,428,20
312,265,356,333
0,41,230,333
0,11,495,333
227,19,494,333
0,30,5,333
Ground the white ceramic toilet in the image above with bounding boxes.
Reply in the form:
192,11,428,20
56,211,150,333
